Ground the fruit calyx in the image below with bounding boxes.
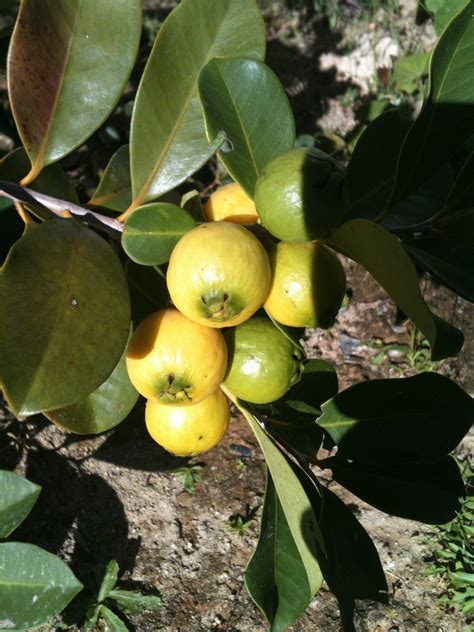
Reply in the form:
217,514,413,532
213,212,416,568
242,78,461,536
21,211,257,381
156,373,192,404
200,290,242,323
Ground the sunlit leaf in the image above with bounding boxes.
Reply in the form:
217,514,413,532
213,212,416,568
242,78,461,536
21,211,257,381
0,218,130,415
129,0,265,207
7,0,141,180
0,542,82,629
199,57,295,196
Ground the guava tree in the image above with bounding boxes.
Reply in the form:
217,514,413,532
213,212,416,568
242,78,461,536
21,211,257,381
0,0,473,630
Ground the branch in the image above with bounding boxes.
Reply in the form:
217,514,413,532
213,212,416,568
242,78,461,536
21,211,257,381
0,180,123,234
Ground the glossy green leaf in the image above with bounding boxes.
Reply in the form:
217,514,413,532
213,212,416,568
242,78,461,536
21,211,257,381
237,403,323,594
125,261,169,324
346,109,412,221
107,589,162,614
404,235,474,301
390,1,474,204
90,145,132,212
98,560,119,603
0,218,130,415
199,57,295,196
7,0,141,181
245,470,315,632
426,0,469,33
0,471,40,538
0,147,78,202
129,0,265,207
326,219,463,360
0,542,83,629
44,332,138,435
122,203,196,266
326,455,465,524
317,373,474,463
99,605,128,632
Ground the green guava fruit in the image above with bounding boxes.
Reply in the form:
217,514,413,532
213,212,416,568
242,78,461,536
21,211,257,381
254,147,347,242
223,316,304,404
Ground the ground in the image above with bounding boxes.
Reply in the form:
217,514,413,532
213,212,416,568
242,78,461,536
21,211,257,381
0,1,473,630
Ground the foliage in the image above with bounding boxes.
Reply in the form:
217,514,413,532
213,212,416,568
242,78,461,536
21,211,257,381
0,470,82,629
423,460,474,618
172,464,205,493
0,0,473,631
82,560,162,631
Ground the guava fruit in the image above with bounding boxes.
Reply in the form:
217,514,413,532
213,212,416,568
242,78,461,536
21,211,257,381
223,316,304,404
254,147,347,242
204,182,259,224
166,222,271,328
126,308,227,404
264,241,346,328
146,389,230,456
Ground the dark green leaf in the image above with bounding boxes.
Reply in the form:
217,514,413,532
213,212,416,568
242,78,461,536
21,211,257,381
99,605,128,632
129,0,265,206
0,147,78,202
125,261,169,324
0,542,83,629
0,218,130,415
390,1,474,204
445,151,474,212
294,474,388,632
8,0,141,180
346,109,412,221
90,145,131,212
199,57,295,196
326,455,465,524
326,219,463,360
438,208,474,248
0,470,41,538
404,235,474,301
317,373,473,463
266,313,305,353
383,163,453,229
107,589,162,615
245,470,315,632
98,560,119,603
44,330,138,435
238,404,324,592
122,203,196,266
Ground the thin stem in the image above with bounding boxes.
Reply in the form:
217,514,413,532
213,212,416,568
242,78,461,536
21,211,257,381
14,201,33,225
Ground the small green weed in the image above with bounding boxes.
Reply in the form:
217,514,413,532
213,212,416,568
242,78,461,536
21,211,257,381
172,464,205,493
226,506,259,537
423,460,474,619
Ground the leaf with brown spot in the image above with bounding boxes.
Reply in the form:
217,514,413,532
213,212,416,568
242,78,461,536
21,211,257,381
7,0,141,182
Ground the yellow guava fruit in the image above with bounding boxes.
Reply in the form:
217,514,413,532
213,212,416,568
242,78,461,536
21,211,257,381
204,182,259,224
264,241,346,328
166,222,271,328
126,308,227,404
145,389,230,456
254,147,347,242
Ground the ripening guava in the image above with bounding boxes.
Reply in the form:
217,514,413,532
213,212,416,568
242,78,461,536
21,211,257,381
145,389,230,456
126,308,227,404
204,182,259,224
264,241,346,329
166,222,271,328
254,147,347,242
223,316,304,404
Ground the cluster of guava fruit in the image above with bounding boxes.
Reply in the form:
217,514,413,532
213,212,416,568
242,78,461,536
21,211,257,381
126,148,347,456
